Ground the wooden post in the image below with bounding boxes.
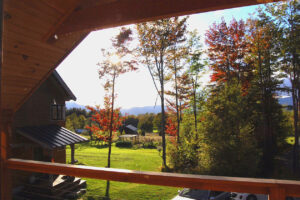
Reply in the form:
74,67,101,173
70,144,75,164
0,0,6,196
269,187,286,200
1,110,13,200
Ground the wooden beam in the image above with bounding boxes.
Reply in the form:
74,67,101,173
0,0,5,197
13,32,88,112
55,0,279,35
42,0,81,43
0,110,13,200
7,158,300,199
269,187,286,200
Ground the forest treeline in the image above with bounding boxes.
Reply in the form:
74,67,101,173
66,108,163,135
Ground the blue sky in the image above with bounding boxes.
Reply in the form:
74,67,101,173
57,5,260,109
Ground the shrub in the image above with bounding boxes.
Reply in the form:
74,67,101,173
142,141,157,149
116,141,132,148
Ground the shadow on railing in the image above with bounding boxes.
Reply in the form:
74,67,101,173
6,158,300,200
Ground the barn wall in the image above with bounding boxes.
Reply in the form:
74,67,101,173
53,147,66,164
13,76,66,127
9,73,71,189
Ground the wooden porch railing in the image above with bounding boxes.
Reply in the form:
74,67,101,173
5,158,300,200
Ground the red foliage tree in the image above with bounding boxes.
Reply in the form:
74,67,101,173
87,27,137,199
165,117,177,137
86,96,124,145
205,18,253,90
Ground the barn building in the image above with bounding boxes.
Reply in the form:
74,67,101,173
11,70,88,199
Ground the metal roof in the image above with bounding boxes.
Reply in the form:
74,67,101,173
17,125,88,149
52,70,77,101
126,125,138,132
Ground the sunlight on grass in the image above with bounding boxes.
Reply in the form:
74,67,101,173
66,143,178,200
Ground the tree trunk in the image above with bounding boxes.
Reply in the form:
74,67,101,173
192,79,198,133
292,82,299,174
105,72,116,199
160,64,167,168
174,60,180,143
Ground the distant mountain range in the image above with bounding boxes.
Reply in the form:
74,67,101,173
66,102,86,110
66,102,162,115
121,106,162,115
67,87,294,115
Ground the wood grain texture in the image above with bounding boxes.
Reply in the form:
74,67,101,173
1,0,88,111
56,0,280,34
7,158,300,199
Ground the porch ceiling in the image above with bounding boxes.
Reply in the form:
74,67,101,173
1,0,277,112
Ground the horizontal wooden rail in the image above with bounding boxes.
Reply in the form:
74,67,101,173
7,158,300,199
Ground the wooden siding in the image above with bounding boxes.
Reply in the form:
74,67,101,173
13,76,66,127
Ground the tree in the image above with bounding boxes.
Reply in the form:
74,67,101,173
86,100,123,147
246,12,284,176
123,115,139,128
93,27,137,199
136,17,189,167
153,113,164,133
265,0,300,173
165,17,189,143
200,82,260,177
137,113,154,133
186,30,205,133
205,18,251,90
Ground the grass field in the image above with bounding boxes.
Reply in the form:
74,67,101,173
66,142,178,200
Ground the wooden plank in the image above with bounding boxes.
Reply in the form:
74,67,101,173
13,32,88,112
2,74,40,87
4,37,64,62
269,187,286,200
3,3,54,36
3,65,49,79
4,50,57,66
4,29,66,54
6,0,60,21
4,0,59,28
4,20,42,40
7,158,300,198
56,0,280,35
41,0,79,14
1,94,25,110
42,0,81,42
51,30,88,50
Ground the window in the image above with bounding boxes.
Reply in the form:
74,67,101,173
51,104,65,120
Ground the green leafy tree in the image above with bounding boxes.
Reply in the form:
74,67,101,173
136,18,188,167
200,82,260,177
246,13,283,176
186,30,205,133
265,0,300,173
153,113,163,133
165,17,189,143
137,113,154,133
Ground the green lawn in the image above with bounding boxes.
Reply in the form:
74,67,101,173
66,142,178,200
